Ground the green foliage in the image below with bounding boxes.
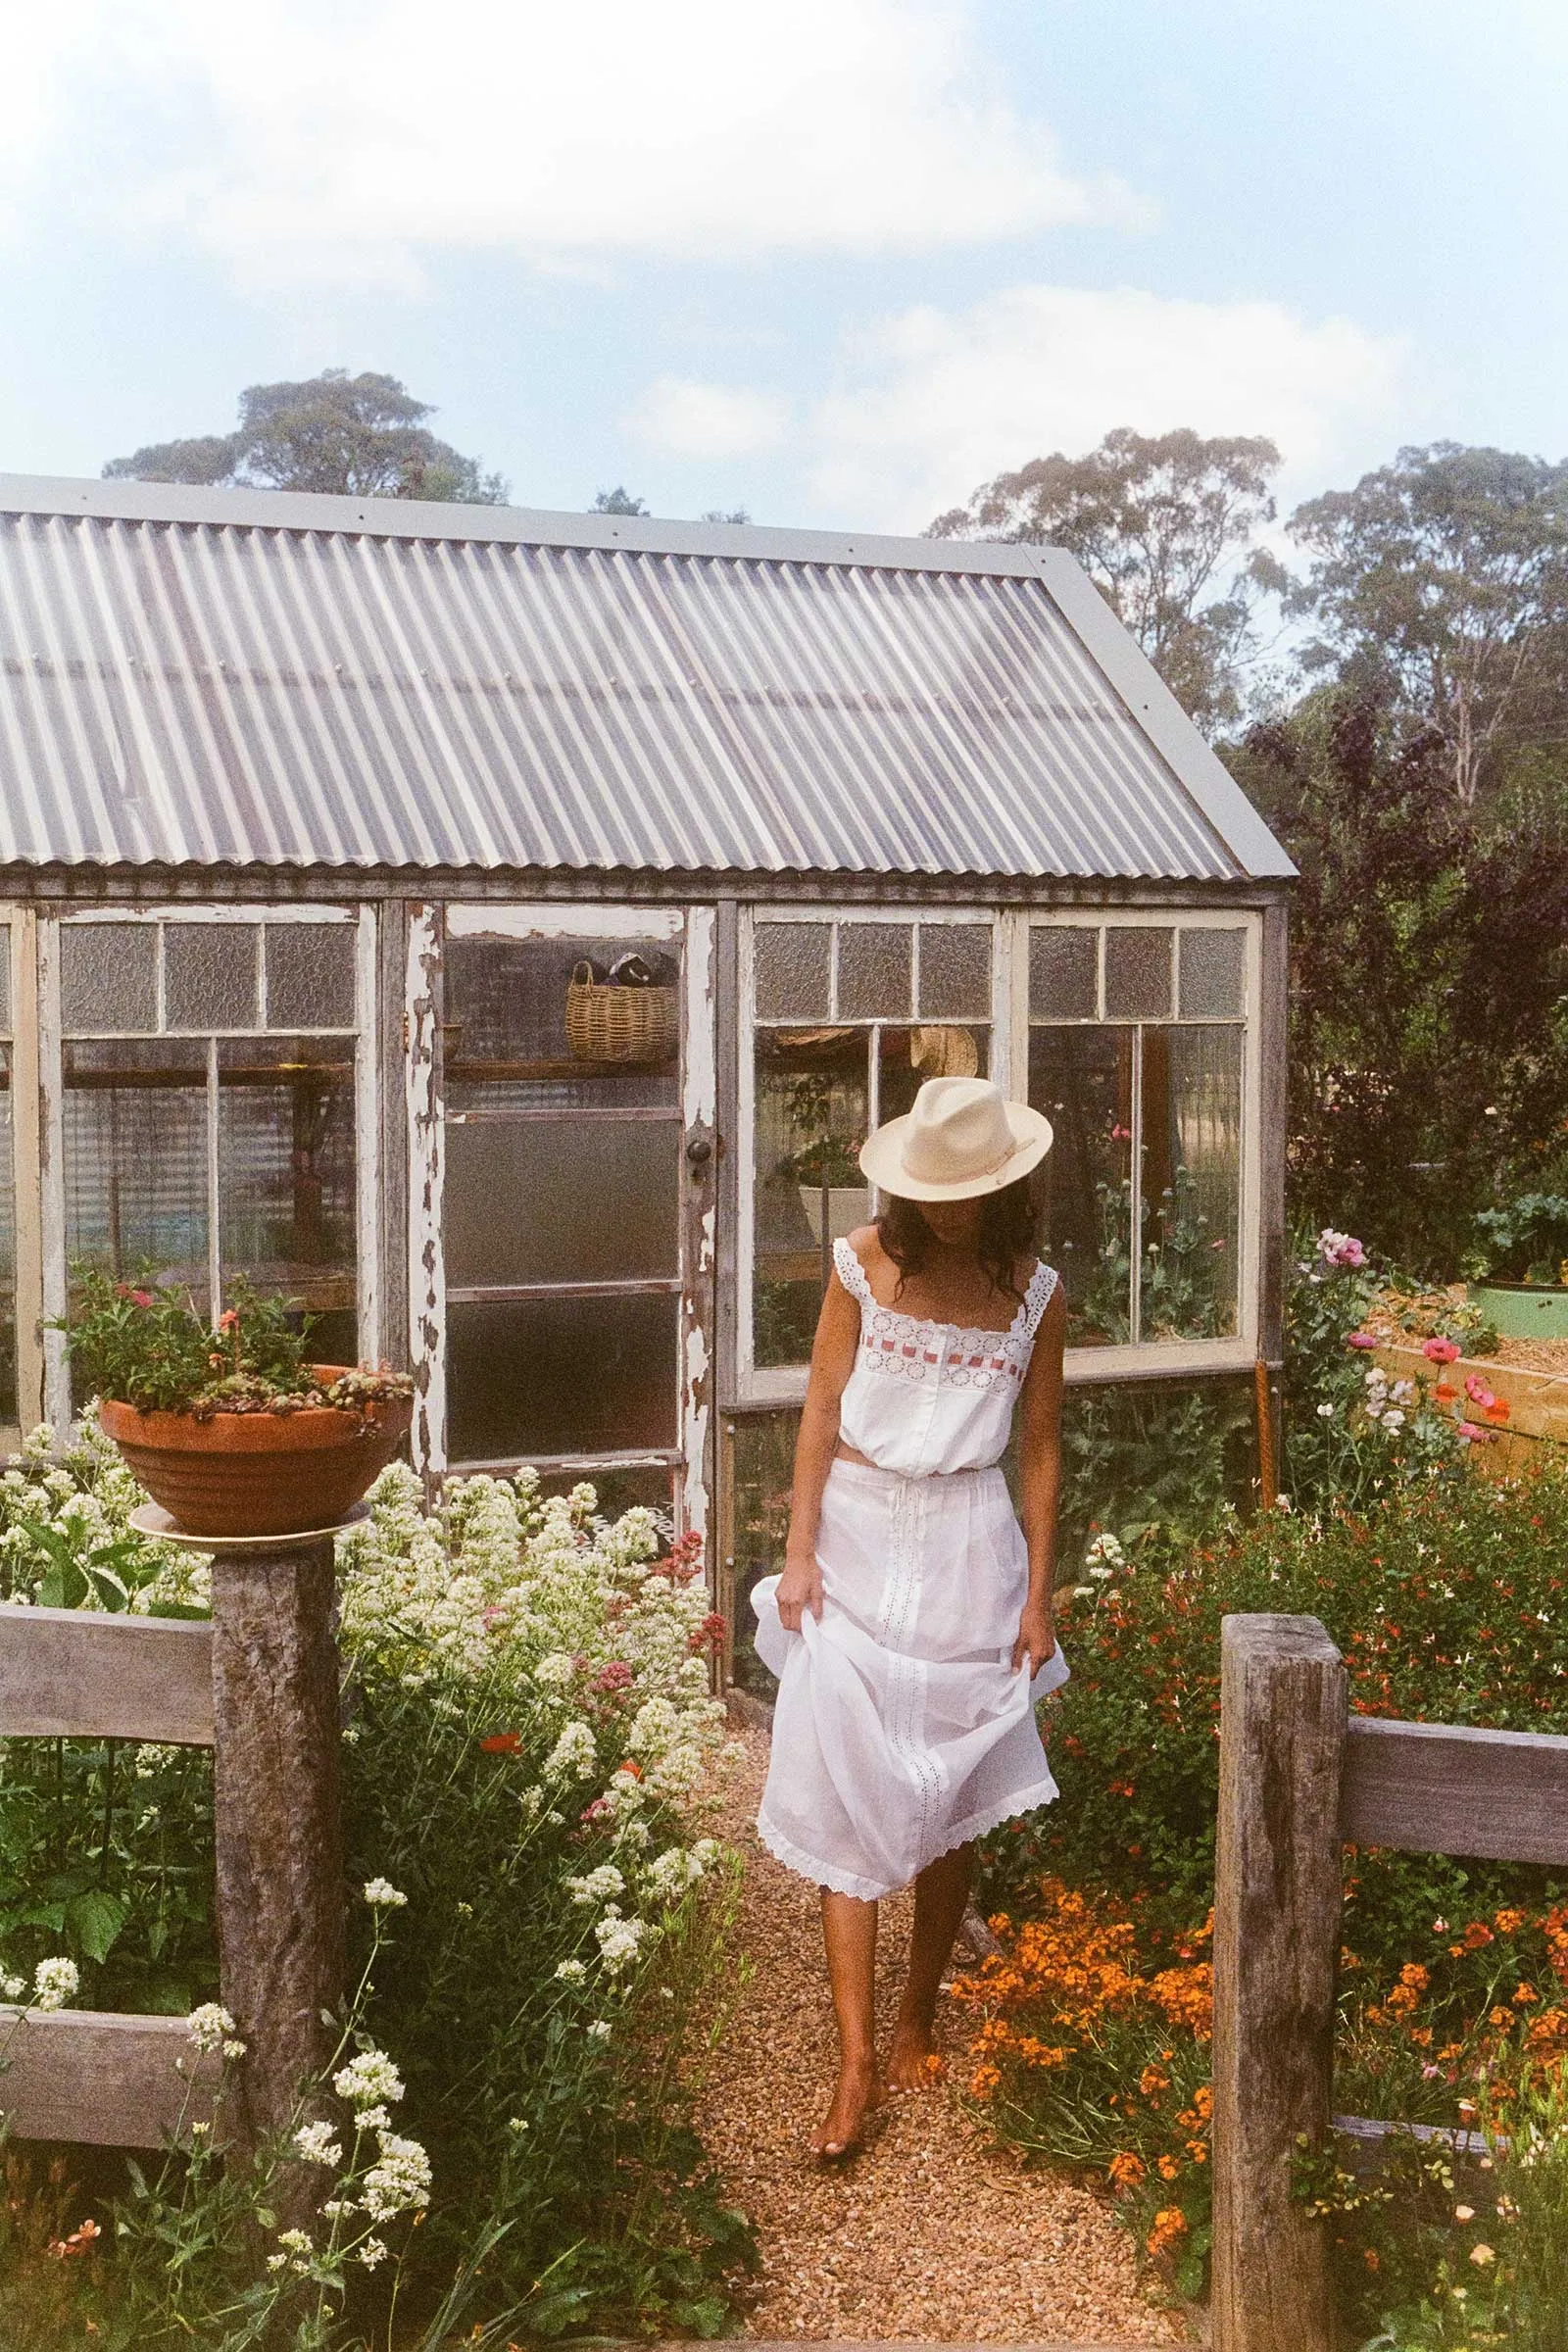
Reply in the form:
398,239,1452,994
928,424,1284,728
1472,1193,1568,1284
104,369,510,505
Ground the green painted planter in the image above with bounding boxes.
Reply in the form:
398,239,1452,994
1470,1282,1568,1341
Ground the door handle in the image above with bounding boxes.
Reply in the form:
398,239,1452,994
685,1135,713,1168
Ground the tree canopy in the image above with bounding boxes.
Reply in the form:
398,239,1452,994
104,370,509,505
1288,441,1568,806
927,426,1284,729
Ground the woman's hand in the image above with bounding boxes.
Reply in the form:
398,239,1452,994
1011,1597,1056,1676
775,1548,824,1634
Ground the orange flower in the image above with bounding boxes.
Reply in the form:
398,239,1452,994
1146,2208,1188,2257
1107,2150,1146,2189
1157,2152,1181,2180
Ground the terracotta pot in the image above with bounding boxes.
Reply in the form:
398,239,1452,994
99,1367,414,1539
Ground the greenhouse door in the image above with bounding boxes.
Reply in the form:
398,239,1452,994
414,905,716,1544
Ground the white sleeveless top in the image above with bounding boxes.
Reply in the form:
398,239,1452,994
832,1235,1058,1479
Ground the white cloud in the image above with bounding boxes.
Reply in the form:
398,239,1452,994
626,377,790,461
3,0,1136,288
798,283,1408,529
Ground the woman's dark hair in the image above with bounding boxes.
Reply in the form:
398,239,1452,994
875,1177,1038,1305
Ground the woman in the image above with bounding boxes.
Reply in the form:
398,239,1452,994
753,1074,1068,2157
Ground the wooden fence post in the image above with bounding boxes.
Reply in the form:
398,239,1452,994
210,1534,345,2167
1212,1613,1347,2352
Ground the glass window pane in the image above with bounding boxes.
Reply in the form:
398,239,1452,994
917,924,991,1018
264,925,357,1031
837,924,911,1019
1028,1026,1134,1346
0,924,11,1035
166,925,261,1032
876,1025,990,1127
446,1118,679,1287
755,923,830,1020
729,1409,799,1697
1139,1026,1243,1341
448,1294,677,1461
1103,926,1174,1020
218,1038,357,1365
64,1040,210,1309
61,924,157,1035
1030,927,1098,1020
445,933,677,1101
1179,927,1247,1019
753,1028,869,1368
0,1048,15,1421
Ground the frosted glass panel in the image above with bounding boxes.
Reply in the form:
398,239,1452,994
446,1119,679,1286
1103,927,1173,1020
1028,1025,1133,1346
448,1294,677,1460
837,924,911,1019
1030,928,1098,1020
755,924,830,1020
166,925,260,1032
1140,1026,1242,1340
264,925,356,1030
1179,928,1246,1019
917,924,991,1018
61,925,158,1035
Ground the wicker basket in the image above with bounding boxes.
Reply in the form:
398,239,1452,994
564,960,679,1065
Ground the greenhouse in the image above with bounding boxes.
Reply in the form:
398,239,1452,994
0,470,1294,1628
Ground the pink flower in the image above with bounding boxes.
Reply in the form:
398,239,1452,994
1347,1331,1379,1349
1464,1374,1496,1408
129,1289,154,1309
1423,1337,1461,1364
1317,1228,1367,1269
1455,1422,1496,1443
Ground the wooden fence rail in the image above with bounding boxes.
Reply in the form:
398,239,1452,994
0,1525,345,2164
1212,1612,1568,2352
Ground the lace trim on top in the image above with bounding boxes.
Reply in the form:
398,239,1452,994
832,1237,1056,1393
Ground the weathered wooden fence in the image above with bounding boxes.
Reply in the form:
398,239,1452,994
1212,1612,1568,2352
0,1524,345,2160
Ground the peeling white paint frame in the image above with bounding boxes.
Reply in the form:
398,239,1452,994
405,904,446,1485
679,906,717,1544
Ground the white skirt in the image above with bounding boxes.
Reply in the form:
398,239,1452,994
753,1457,1067,1901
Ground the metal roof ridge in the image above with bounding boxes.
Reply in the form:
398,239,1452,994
0,471,1062,580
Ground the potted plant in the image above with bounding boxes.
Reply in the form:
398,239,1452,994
1469,1194,1568,1339
60,1272,415,1539
778,1134,869,1248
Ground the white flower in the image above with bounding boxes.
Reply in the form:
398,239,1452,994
293,2120,343,2167
2,1974,25,2000
587,2019,612,2041
544,1721,598,1780
1084,1533,1125,1570
363,1878,407,1909
360,2131,431,2221
535,1651,577,1689
555,1957,588,1985
186,2001,239,2053
32,1957,79,2012
333,2048,404,2110
566,1864,624,1907
594,1909,646,1974
1316,1401,1335,1418
358,2236,390,2269
1382,1410,1406,1432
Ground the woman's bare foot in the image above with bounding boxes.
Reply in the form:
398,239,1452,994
887,2013,943,2092
811,2055,883,2157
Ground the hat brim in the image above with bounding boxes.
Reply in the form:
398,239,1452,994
858,1102,1054,1201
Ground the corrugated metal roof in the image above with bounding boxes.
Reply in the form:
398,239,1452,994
0,480,1294,882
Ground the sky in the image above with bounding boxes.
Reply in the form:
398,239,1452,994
1,0,1564,534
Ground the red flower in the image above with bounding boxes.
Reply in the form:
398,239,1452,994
594,1660,635,1691
479,1732,521,1754
129,1288,155,1308
1434,1383,1458,1402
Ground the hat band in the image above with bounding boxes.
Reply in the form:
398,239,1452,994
900,1130,1018,1186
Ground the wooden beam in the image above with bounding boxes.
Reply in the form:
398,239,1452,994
1212,1613,1345,2352
0,1602,214,1742
1343,1713,1568,1866
0,2008,220,2146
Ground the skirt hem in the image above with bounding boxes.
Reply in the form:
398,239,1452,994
755,1776,1060,1903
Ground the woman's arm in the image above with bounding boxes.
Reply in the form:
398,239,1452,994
774,1252,863,1633
1011,1277,1066,1673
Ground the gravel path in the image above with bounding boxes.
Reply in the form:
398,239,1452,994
696,1728,1188,2345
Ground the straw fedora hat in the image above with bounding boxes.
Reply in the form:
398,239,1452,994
858,1076,1053,1202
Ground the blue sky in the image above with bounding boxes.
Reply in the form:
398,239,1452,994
2,0,1563,532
